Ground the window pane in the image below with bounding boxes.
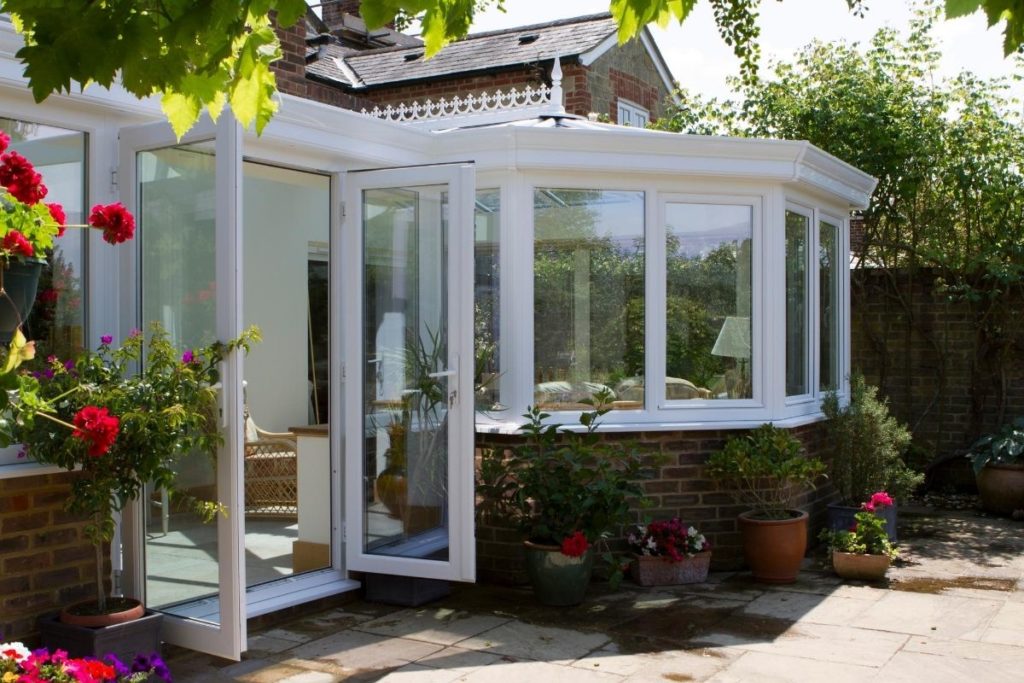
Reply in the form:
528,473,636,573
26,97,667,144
820,219,840,392
1,118,86,358
785,210,809,396
665,203,752,400
534,189,644,411
474,189,500,412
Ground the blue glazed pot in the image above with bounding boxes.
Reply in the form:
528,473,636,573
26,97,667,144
827,502,898,542
523,540,594,606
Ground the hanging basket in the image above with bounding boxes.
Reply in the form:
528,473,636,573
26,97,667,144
0,258,45,343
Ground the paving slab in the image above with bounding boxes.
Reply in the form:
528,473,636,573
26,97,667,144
355,607,510,645
740,589,876,626
878,650,1022,683
706,650,881,682
849,589,1003,639
980,601,1024,646
455,659,623,682
455,620,610,664
571,642,731,680
902,635,1024,662
287,630,445,673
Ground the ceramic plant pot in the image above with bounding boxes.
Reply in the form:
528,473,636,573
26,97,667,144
976,463,1024,516
831,550,891,581
630,551,711,586
737,509,808,584
0,258,44,343
523,540,594,606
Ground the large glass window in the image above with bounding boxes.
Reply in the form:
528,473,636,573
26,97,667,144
819,218,841,392
665,203,753,401
474,190,500,412
785,210,809,397
1,118,86,358
533,189,644,410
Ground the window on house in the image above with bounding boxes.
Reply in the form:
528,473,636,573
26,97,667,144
819,218,841,392
533,189,645,411
617,100,650,129
475,189,500,412
666,203,753,401
785,209,810,397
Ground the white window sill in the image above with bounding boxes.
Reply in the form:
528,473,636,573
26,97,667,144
475,411,827,435
0,461,68,479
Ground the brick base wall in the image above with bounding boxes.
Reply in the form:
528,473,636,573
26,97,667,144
0,472,102,643
475,422,835,585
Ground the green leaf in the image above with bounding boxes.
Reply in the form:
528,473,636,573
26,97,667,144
161,90,203,140
945,0,984,18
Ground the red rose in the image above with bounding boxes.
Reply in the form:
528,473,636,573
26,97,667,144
88,202,136,244
72,405,120,457
0,150,47,205
2,229,35,257
560,531,589,558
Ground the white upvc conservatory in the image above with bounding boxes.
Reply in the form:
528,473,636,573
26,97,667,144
0,21,875,659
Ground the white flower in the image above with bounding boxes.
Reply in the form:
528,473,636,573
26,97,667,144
0,641,30,661
627,533,637,545
688,526,698,537
645,537,657,550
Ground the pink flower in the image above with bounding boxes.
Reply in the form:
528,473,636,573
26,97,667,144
0,130,9,155
100,335,113,345
870,491,894,509
181,349,195,364
560,531,589,558
88,202,135,244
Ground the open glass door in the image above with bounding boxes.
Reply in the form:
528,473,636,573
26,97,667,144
118,115,246,659
344,164,475,582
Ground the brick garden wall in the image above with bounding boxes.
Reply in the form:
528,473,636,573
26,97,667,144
851,268,1024,481
0,472,102,643
475,422,836,585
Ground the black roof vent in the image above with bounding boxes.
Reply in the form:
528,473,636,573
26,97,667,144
404,52,424,62
518,34,539,45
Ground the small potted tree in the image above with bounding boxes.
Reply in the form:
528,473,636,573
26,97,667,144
2,323,258,661
966,417,1024,515
706,424,825,584
478,390,649,605
821,373,922,540
820,491,898,581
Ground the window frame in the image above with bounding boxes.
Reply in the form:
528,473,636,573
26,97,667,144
616,99,650,129
816,212,847,398
783,202,814,405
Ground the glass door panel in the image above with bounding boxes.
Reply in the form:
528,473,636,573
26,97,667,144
345,165,475,582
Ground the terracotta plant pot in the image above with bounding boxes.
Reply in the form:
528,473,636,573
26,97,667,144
976,463,1024,516
832,550,890,581
59,597,145,627
523,540,594,606
630,551,711,586
375,468,408,519
737,509,808,584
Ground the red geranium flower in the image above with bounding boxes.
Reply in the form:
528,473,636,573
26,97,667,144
0,150,47,205
72,405,120,457
88,202,135,244
560,531,589,558
47,202,67,236
0,130,9,154
2,229,35,257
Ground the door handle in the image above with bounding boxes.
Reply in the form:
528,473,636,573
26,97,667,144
427,369,456,379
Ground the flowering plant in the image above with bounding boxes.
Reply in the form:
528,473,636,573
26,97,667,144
0,642,170,682
819,491,897,559
478,389,651,580
627,519,710,561
0,323,260,613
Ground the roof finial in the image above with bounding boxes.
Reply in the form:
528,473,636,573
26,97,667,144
550,55,565,115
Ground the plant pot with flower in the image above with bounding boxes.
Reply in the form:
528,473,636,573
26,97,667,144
478,389,649,606
0,323,259,661
627,518,711,586
966,417,1024,516
706,424,826,584
820,492,898,582
821,374,922,541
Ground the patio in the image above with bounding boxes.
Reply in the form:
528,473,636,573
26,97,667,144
163,504,1024,682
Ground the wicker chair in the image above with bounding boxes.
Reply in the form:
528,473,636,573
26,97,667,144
243,408,298,517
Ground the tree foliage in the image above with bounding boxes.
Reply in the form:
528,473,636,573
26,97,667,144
3,0,1022,138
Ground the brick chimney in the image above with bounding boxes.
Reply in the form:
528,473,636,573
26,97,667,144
321,1,362,29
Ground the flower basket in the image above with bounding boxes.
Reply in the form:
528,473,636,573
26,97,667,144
831,550,890,581
630,551,711,586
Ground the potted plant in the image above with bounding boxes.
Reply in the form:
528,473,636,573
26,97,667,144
627,518,711,586
0,323,258,659
966,417,1024,515
821,373,922,540
706,424,826,584
478,389,648,605
820,491,898,581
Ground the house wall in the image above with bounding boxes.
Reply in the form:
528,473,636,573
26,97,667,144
852,268,1024,483
362,66,547,112
0,472,102,643
585,38,669,123
475,422,836,584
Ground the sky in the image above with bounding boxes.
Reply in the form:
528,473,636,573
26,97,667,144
458,0,1022,102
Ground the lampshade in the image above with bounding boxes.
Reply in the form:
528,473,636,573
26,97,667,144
711,316,751,360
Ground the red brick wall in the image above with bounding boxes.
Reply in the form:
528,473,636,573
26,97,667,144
607,68,661,120
475,422,835,584
0,472,102,643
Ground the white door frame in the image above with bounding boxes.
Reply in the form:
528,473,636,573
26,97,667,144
343,163,476,582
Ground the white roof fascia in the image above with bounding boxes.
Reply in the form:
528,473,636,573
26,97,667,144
576,27,679,106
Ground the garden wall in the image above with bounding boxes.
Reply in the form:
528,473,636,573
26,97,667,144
475,422,835,584
851,268,1024,481
0,472,102,643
